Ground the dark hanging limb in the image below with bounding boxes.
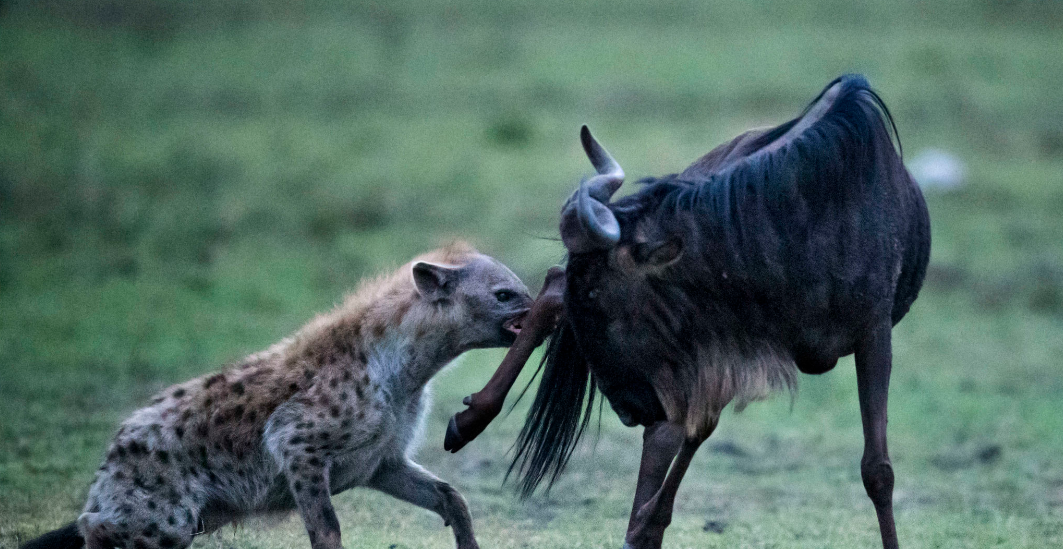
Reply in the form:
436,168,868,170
444,267,566,453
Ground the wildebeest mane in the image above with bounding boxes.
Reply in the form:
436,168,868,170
625,74,920,326
510,74,925,497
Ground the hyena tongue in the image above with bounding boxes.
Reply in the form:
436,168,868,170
503,316,523,335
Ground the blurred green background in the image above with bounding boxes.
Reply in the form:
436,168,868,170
2,0,1062,547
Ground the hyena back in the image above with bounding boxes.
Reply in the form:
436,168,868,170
23,242,531,549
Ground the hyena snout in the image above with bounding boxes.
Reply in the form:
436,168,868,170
466,289,531,349
475,278,533,348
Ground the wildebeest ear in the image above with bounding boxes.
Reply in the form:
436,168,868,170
632,238,683,267
412,262,459,300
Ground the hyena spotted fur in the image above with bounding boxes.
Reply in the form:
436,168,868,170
22,242,532,549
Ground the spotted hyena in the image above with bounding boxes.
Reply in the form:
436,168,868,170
20,242,532,549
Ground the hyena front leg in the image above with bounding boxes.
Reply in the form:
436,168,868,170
267,401,352,549
368,458,479,549
283,453,343,549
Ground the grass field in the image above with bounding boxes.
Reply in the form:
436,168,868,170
2,0,1063,547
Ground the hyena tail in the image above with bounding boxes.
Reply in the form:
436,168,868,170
18,522,84,549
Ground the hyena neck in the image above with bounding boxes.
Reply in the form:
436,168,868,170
287,288,465,398
363,328,459,399
364,310,467,397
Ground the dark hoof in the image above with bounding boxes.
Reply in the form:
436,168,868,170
444,416,467,453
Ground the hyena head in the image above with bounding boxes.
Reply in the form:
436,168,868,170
410,244,533,350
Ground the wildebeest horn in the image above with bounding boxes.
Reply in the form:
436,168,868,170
580,125,624,202
560,126,624,252
574,177,621,248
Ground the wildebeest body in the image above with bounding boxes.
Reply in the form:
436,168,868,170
512,75,929,549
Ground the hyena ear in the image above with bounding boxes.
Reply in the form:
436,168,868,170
412,262,460,301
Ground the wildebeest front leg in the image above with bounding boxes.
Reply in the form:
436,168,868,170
368,458,479,549
624,425,712,549
855,321,899,549
626,422,684,538
286,459,343,549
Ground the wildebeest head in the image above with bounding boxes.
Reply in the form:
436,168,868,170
557,128,693,381
560,126,684,269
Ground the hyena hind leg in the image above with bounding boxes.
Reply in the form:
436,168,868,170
367,458,479,549
78,512,193,549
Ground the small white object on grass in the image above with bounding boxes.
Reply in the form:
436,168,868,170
908,148,967,192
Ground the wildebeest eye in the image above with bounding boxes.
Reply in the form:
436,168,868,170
494,290,515,302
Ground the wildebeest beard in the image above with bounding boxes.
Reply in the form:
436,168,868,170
507,262,799,499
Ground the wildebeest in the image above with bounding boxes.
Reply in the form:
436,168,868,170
500,75,930,549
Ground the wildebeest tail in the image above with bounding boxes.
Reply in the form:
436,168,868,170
506,320,597,498
19,522,84,549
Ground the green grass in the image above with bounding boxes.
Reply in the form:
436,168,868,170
2,0,1063,547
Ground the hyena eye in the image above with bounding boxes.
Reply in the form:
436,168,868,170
494,290,515,303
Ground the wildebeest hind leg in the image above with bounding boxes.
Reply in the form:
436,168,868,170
623,423,712,549
855,321,899,549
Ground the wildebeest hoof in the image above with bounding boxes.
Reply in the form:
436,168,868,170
444,416,467,452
